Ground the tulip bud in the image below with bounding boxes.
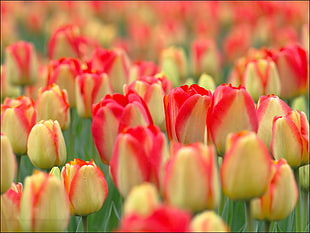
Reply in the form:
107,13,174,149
124,73,172,129
271,110,309,168
92,92,153,164
190,211,229,232
208,84,258,155
299,164,310,191
123,182,160,217
198,73,216,92
110,125,169,197
49,166,61,179
117,205,191,232
243,58,281,101
251,159,298,221
5,41,38,86
159,46,188,87
27,120,67,169
1,133,17,194
220,131,273,200
75,71,112,118
1,96,37,155
61,158,108,216
163,143,220,212
0,65,21,100
46,57,82,107
0,182,23,232
164,84,212,145
36,84,70,130
129,61,159,83
257,95,291,151
266,44,308,99
20,171,70,231
47,24,83,60
191,38,221,83
88,47,131,93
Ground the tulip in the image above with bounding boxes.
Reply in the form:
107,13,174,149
124,73,172,129
223,24,251,64
207,84,258,155
266,44,308,99
61,158,108,216
1,96,37,155
36,84,70,130
1,133,17,194
256,95,291,151
243,58,281,101
46,57,82,107
190,38,221,83
75,71,112,118
190,211,229,232
251,159,298,221
228,48,269,87
271,110,309,168
159,46,188,87
129,60,159,83
0,65,21,100
110,125,169,197
220,131,273,200
164,84,212,145
91,91,153,164
0,182,23,232
123,182,161,217
20,171,70,232
163,143,220,212
47,24,98,60
117,205,191,232
197,73,216,92
87,47,131,93
5,40,38,86
27,120,67,169
301,23,309,55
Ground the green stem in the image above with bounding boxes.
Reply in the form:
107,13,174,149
265,220,271,232
20,85,26,96
294,168,301,232
245,200,253,232
302,191,309,230
82,215,88,232
15,155,21,183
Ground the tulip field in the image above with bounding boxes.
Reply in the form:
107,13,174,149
1,1,310,232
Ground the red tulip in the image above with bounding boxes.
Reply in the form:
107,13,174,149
164,84,212,145
207,84,258,154
110,125,168,196
92,91,153,164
